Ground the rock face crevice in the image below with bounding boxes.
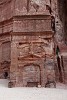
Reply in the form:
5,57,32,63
51,0,67,84
57,0,67,44
51,0,67,44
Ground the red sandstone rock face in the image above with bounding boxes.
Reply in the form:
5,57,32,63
0,0,66,44
13,18,51,32
0,0,67,87
0,0,51,22
0,0,55,87
10,31,54,87
14,0,50,15
0,0,13,22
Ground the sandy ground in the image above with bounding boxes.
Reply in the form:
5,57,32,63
0,79,67,100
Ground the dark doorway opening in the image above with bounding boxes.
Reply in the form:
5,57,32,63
4,72,8,79
57,56,63,82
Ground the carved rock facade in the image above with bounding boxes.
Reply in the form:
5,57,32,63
0,0,55,87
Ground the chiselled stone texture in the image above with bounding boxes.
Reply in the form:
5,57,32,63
13,16,51,33
51,0,64,43
0,0,56,87
14,0,50,15
0,0,14,22
50,0,67,85
0,0,50,22
51,0,67,44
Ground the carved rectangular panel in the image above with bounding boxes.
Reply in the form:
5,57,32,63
13,19,51,32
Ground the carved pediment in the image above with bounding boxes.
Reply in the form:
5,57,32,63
18,42,46,59
18,54,41,60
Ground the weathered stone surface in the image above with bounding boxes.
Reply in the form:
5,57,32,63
13,18,51,32
0,0,67,87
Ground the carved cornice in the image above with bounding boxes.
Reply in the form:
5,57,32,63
0,14,51,26
13,15,51,20
0,15,51,25
10,31,53,36
0,15,54,35
0,18,13,26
